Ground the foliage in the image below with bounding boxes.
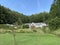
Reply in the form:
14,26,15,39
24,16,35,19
22,24,29,29
50,0,60,19
48,17,60,31
29,12,49,23
0,5,49,24
0,5,28,24
32,29,37,32
48,0,60,31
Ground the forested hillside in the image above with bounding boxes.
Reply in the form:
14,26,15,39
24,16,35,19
0,5,49,24
0,5,29,24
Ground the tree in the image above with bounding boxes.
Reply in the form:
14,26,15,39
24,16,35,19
48,0,60,31
29,12,49,23
48,17,60,31
50,0,60,19
0,5,24,24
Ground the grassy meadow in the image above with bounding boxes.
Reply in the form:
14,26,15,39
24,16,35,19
0,33,60,45
0,24,60,45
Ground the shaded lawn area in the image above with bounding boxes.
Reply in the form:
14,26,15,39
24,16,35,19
0,33,60,45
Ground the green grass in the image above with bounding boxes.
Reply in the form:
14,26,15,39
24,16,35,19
0,33,60,45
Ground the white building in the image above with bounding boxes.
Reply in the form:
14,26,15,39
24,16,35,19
25,22,48,28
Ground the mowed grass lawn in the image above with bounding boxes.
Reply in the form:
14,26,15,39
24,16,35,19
0,33,60,45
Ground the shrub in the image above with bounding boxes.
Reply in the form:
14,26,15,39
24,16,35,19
20,30,33,33
22,24,29,29
20,30,25,33
0,24,9,29
33,29,37,32
42,26,46,33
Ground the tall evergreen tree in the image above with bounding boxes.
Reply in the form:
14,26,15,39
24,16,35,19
50,0,60,18
48,0,60,31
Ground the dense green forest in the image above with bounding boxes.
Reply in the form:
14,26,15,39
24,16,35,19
0,5,49,24
0,5,29,24
0,0,60,30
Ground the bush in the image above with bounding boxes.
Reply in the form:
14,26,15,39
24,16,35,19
0,24,9,29
42,26,46,33
33,29,37,32
20,30,25,33
20,29,33,33
22,24,29,29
